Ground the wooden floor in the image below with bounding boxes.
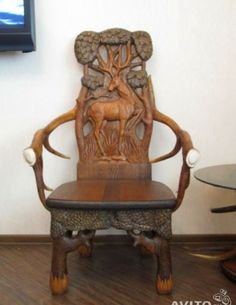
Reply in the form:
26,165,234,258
0,243,235,305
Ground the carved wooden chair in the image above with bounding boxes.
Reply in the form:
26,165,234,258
24,28,199,295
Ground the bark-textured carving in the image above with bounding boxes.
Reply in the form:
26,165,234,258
50,208,172,240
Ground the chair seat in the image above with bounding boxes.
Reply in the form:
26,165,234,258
46,180,176,210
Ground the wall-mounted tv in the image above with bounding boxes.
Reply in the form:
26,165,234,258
0,0,36,52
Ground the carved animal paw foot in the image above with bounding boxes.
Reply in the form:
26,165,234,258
50,273,69,295
156,275,173,295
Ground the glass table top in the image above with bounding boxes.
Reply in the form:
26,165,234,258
194,164,236,190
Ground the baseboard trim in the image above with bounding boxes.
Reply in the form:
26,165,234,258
0,234,236,245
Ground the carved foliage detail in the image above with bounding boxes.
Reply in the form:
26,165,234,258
132,31,153,61
127,70,148,88
81,75,104,90
74,29,152,64
100,28,131,45
74,31,100,64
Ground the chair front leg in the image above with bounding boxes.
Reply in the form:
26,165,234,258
128,231,173,295
50,236,69,295
155,236,173,295
50,229,93,295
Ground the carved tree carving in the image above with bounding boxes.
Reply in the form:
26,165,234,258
74,28,153,163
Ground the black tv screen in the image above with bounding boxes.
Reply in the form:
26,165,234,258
0,0,35,52
0,0,24,28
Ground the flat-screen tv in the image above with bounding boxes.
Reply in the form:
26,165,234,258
0,0,35,52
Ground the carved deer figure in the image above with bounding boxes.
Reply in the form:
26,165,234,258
86,42,143,158
87,75,142,157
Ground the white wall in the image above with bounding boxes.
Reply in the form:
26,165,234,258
0,0,235,235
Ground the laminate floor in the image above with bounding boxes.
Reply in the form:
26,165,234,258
0,243,235,305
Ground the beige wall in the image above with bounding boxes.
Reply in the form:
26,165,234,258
0,0,235,234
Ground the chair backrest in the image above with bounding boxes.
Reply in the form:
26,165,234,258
74,28,154,180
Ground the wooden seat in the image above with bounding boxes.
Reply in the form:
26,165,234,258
46,180,176,210
24,28,197,296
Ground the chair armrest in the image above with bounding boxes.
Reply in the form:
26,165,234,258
23,107,76,206
175,130,199,210
152,109,200,210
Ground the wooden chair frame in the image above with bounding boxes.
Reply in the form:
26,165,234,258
24,28,199,295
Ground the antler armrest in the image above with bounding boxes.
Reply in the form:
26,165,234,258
152,109,200,210
23,107,77,206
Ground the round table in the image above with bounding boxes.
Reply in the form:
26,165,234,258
194,164,236,282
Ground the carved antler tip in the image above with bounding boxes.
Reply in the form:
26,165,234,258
57,154,70,160
23,148,36,166
44,184,53,192
44,138,70,160
186,148,200,168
